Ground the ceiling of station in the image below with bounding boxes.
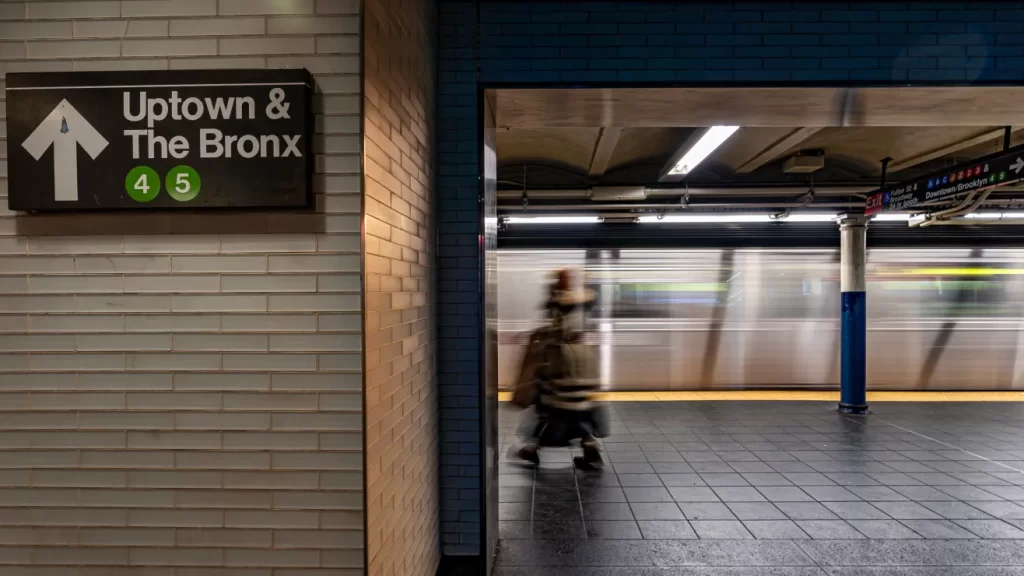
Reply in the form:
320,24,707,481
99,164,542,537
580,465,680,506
497,125,1024,190
495,124,1024,214
494,87,1024,218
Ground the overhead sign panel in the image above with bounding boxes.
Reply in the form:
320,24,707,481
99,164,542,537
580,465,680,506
866,144,1024,215
6,69,313,212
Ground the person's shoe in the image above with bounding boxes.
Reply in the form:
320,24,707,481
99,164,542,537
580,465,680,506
574,445,603,471
517,446,539,466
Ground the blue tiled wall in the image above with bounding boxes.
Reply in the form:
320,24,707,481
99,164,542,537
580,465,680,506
436,0,1024,556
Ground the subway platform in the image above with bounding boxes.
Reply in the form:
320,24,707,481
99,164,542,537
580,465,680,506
497,399,1024,575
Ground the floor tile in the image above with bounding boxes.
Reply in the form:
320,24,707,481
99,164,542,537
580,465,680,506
500,502,532,521
900,519,979,539
776,501,839,520
966,501,1024,519
579,486,628,503
983,486,1024,500
690,520,754,539
955,520,1024,539
679,502,737,520
802,486,861,501
586,520,643,539
758,486,815,502
848,520,922,539
727,502,786,520
920,501,994,520
822,501,890,520
669,487,721,502
700,473,750,487
652,462,697,474
713,487,767,502
741,473,793,486
532,519,587,540
690,461,737,473
743,519,809,540
630,502,684,521
624,486,674,503
847,486,908,501
796,520,867,539
937,486,1005,501
659,473,706,487
644,451,686,463
611,462,655,475
583,502,635,521
891,485,957,501
500,486,533,503
617,474,665,487
637,520,698,539
607,452,650,463
869,501,942,520
534,486,580,503
500,520,532,539
533,502,582,524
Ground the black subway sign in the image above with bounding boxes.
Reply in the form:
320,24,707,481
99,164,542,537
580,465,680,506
6,69,313,211
866,144,1024,215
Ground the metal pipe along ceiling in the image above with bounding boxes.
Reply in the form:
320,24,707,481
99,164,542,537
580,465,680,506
495,186,877,199
502,202,864,211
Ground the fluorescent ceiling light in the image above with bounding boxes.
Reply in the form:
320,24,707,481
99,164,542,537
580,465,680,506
964,212,1024,219
504,216,602,224
639,213,836,223
783,213,838,222
667,126,740,176
873,213,912,221
639,214,769,223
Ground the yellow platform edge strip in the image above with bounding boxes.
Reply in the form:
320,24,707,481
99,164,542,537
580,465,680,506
497,391,1024,402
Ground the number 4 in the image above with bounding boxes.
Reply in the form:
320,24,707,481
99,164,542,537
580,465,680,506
134,173,150,196
175,172,190,193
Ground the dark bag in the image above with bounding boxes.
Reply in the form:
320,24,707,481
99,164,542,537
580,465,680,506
510,330,545,409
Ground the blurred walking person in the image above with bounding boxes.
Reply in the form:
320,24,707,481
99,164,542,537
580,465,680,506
513,269,605,470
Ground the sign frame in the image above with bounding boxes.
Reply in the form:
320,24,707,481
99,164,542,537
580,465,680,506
865,143,1024,215
6,69,315,213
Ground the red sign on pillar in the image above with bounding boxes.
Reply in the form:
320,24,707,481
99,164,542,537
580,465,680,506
864,192,883,216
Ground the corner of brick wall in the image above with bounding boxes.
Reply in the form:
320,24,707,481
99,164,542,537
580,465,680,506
363,0,441,574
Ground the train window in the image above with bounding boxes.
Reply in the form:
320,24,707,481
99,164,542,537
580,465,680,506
867,252,1022,319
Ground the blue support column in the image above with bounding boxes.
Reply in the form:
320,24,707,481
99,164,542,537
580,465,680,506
838,215,869,415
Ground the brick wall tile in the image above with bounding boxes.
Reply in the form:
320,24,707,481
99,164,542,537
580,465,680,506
122,0,216,17
26,1,119,20
220,0,314,16
169,17,265,36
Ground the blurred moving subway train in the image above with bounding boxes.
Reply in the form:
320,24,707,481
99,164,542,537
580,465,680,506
497,248,1024,391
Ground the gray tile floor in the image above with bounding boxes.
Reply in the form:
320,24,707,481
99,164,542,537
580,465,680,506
497,401,1024,575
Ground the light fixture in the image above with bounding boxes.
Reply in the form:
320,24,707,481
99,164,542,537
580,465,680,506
872,213,912,221
782,213,838,222
964,212,1024,219
667,126,740,176
638,213,835,223
504,216,602,224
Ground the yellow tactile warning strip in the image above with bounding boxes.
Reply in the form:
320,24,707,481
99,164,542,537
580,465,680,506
496,390,1024,402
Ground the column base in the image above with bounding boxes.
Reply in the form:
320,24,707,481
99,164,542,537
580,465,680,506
837,403,869,415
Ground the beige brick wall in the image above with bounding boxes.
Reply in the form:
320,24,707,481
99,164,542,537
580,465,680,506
363,0,439,574
0,1,364,574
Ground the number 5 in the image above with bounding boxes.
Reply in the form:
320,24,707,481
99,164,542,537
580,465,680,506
175,172,190,193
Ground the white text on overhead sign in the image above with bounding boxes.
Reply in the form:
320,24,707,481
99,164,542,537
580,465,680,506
121,88,301,160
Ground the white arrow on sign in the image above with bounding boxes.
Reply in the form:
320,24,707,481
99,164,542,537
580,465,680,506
1011,157,1024,175
21,99,108,202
